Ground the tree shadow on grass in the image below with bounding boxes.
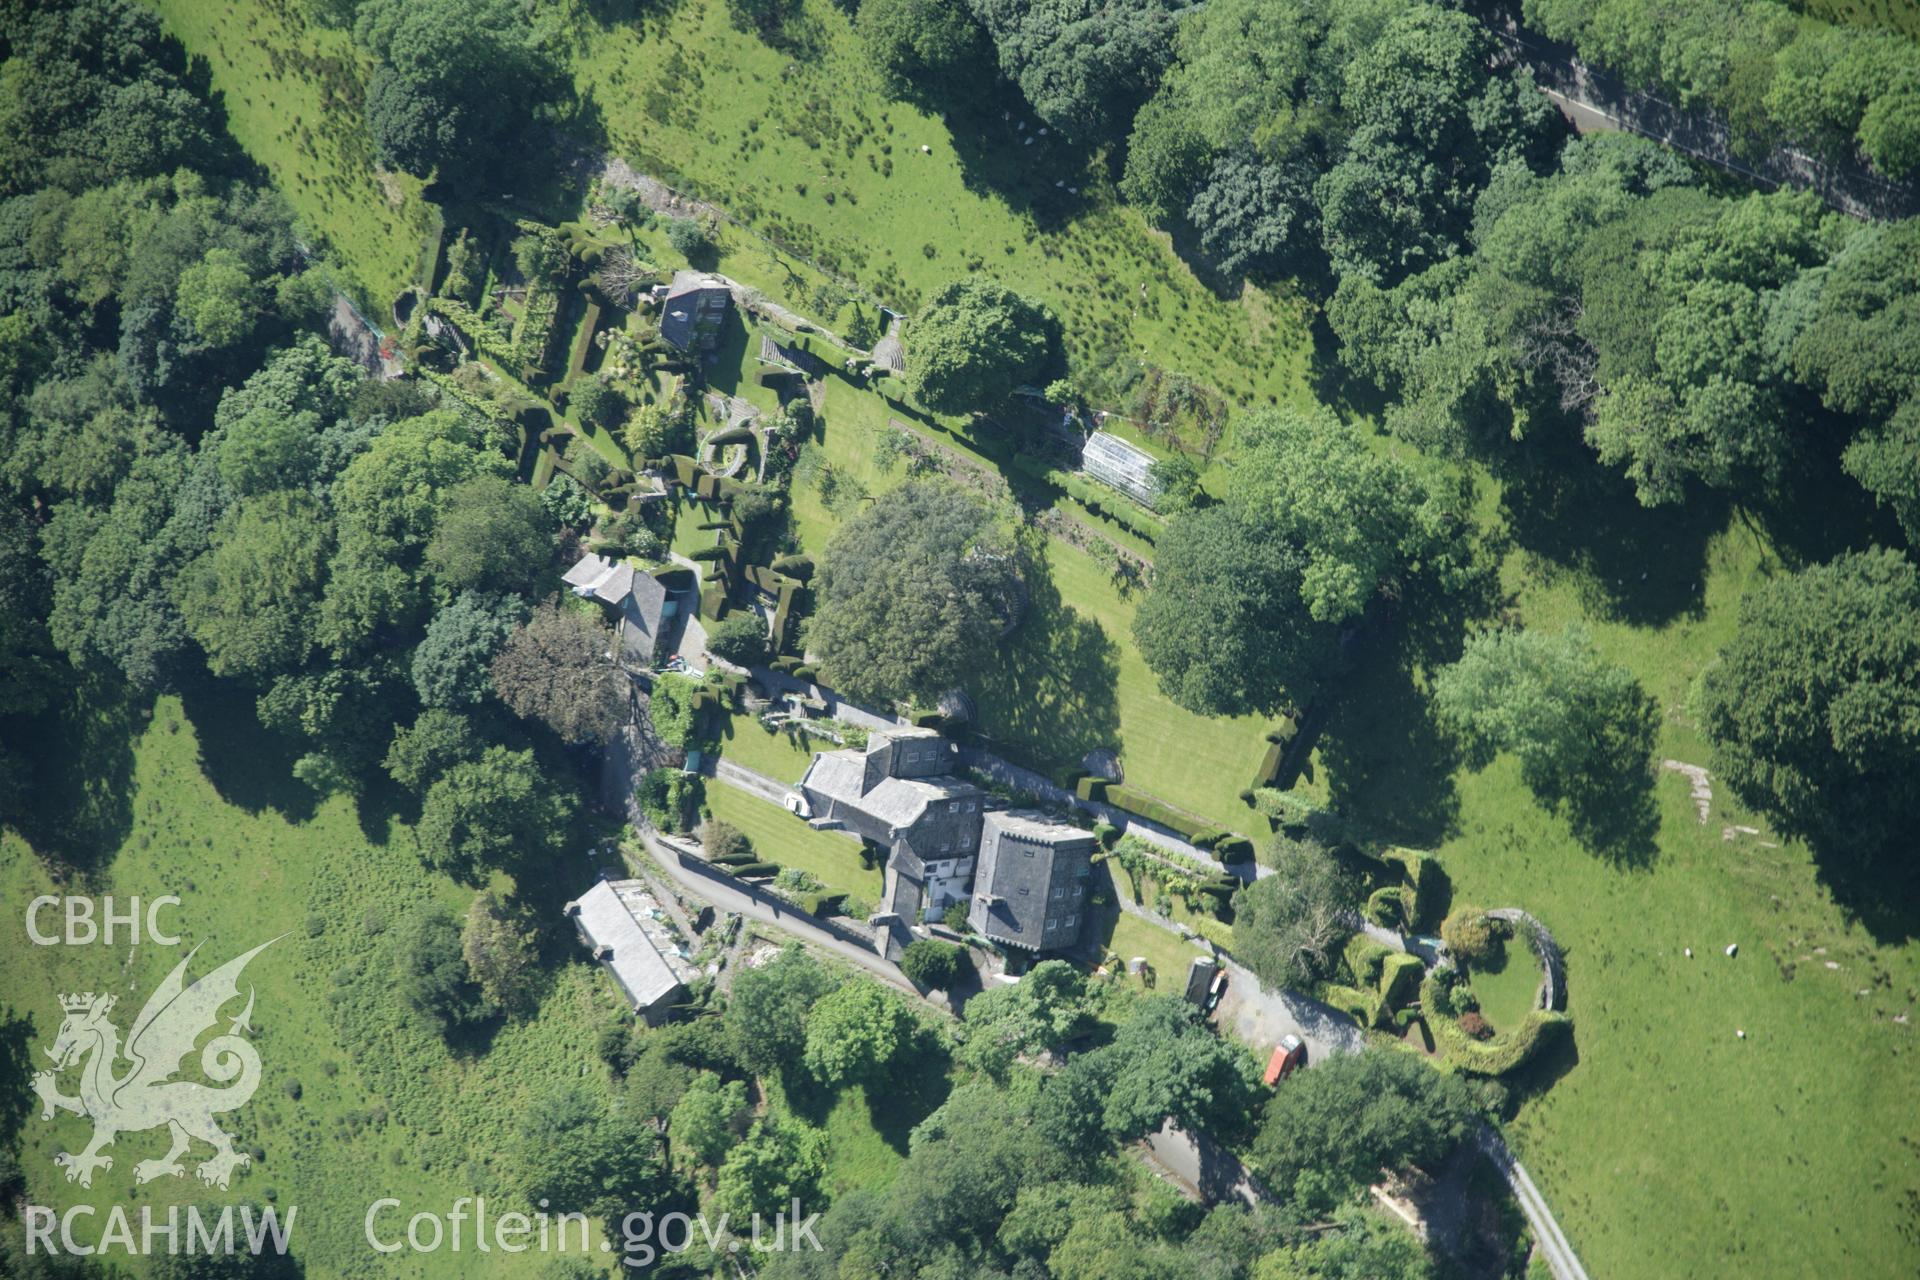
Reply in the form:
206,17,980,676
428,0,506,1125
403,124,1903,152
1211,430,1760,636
776,1030,952,1157
1497,433,1727,630
969,554,1121,777
178,675,317,823
1316,632,1461,849
938,95,1100,236
4,672,142,876
1558,764,1662,869
868,1031,955,1154
1808,845,1920,947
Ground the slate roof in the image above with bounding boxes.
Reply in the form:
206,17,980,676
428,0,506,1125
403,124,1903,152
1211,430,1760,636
660,271,731,351
564,552,669,665
567,879,694,1016
968,809,1098,951
565,552,635,605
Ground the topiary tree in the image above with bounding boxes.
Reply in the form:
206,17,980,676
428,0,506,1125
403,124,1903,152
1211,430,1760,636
568,375,625,429
905,280,1060,414
702,817,753,862
705,611,771,666
1440,906,1497,965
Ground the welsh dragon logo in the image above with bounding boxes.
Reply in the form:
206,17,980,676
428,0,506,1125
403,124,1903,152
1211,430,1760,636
32,938,279,1190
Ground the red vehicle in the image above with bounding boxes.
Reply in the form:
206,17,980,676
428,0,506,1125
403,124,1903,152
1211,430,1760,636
1263,1034,1306,1086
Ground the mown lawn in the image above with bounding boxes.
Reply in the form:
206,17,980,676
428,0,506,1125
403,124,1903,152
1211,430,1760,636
149,0,429,310
975,537,1281,833
704,782,883,908
1097,911,1213,994
714,712,828,785
0,695,619,1277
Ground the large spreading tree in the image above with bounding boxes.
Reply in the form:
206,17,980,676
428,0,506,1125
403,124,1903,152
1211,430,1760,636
807,479,1023,706
1695,548,1920,867
489,602,627,744
1130,504,1334,718
905,280,1060,415
1432,624,1660,822
1252,1048,1479,1214
356,0,555,184
966,0,1185,143
1231,835,1357,991
1227,406,1481,625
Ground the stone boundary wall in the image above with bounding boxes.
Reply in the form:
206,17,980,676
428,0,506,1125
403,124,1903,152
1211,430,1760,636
1487,908,1564,1012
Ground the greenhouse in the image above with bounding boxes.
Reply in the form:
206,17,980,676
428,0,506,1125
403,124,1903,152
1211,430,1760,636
1080,430,1161,509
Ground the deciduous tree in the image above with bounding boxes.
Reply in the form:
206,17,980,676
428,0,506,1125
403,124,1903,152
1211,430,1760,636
1433,624,1658,825
462,890,542,1018
1252,1048,1478,1214
906,280,1060,415
1132,505,1334,717
808,479,1023,705
1695,549,1920,867
1231,834,1356,991
725,944,833,1077
424,475,555,595
803,983,915,1087
490,602,627,744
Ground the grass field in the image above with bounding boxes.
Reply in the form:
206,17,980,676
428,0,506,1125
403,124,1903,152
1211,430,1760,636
0,694,623,1278
97,2,1920,1274
571,0,1317,416
150,0,430,311
1329,493,1920,1277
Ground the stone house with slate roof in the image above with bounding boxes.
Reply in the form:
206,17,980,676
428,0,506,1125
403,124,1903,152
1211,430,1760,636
967,810,1097,951
563,551,671,666
797,728,1097,949
657,270,731,352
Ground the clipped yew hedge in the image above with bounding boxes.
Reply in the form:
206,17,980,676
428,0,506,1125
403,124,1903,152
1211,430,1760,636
1419,972,1571,1075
